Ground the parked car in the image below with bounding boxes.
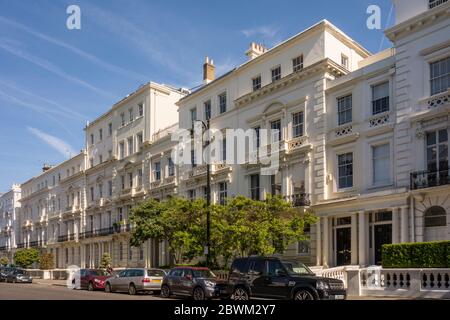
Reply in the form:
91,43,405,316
76,269,111,291
0,267,13,282
161,267,228,300
227,256,346,300
6,268,32,283
105,268,166,295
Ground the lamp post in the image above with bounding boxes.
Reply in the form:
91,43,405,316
193,119,211,267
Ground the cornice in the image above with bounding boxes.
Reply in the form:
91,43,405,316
385,2,450,42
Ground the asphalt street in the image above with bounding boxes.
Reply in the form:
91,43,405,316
0,282,169,300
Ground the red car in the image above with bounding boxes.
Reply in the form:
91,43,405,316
77,269,111,291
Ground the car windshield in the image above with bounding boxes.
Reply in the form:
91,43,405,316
192,269,216,278
16,270,27,275
282,261,314,276
90,270,108,276
147,269,165,277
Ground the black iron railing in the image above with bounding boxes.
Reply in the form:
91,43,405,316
410,169,450,190
29,241,39,248
16,243,25,249
58,234,71,242
97,227,114,236
285,193,311,207
0,246,7,251
429,0,448,9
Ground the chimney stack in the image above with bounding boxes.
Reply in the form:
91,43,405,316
245,42,268,60
203,56,215,84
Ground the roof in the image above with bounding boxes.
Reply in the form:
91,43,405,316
178,19,371,105
86,82,187,129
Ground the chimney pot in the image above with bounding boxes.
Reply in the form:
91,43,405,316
203,56,215,84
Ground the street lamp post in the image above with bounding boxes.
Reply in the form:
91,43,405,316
194,119,211,267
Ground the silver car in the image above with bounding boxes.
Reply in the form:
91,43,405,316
105,268,166,295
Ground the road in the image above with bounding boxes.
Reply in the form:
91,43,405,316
0,282,414,300
0,282,169,300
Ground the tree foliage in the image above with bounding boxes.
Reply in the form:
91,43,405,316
14,248,39,268
39,253,55,270
0,256,9,266
130,195,317,268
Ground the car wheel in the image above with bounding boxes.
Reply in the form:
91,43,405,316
88,282,94,291
231,287,249,301
105,283,112,293
294,289,315,300
128,283,137,295
161,285,171,298
193,287,206,301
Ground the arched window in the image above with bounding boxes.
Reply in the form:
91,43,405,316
424,206,447,227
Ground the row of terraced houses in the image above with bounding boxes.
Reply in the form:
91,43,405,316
1,0,449,271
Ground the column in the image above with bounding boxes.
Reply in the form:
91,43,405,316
80,244,86,268
315,220,322,266
358,211,367,267
351,213,358,265
401,206,409,243
392,208,400,244
322,217,329,268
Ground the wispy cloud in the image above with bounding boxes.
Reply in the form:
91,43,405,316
0,79,88,121
81,2,197,86
0,38,115,99
215,57,241,77
0,16,148,83
27,127,77,158
0,87,77,138
242,25,280,39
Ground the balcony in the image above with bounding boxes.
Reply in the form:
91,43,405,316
16,243,25,249
411,169,450,190
429,0,448,9
57,234,74,242
79,231,94,239
0,246,7,251
97,227,114,236
29,241,39,248
285,193,311,207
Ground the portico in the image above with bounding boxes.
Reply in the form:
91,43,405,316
314,193,410,267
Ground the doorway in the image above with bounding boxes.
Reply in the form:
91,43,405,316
374,224,392,265
336,227,352,266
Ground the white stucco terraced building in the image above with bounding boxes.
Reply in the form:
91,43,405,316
0,0,449,270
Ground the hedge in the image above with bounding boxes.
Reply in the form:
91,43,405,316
382,241,450,268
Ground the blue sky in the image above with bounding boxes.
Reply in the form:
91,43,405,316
0,0,394,192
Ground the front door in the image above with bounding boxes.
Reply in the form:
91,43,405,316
374,224,392,265
336,227,351,266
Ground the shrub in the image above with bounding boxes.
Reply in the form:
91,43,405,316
14,248,40,268
382,241,450,268
39,253,55,270
100,253,112,270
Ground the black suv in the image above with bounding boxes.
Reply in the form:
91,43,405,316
227,256,346,300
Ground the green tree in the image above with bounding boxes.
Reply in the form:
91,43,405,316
130,195,317,268
130,197,206,265
39,253,55,270
14,248,39,268
100,253,112,269
0,256,9,266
